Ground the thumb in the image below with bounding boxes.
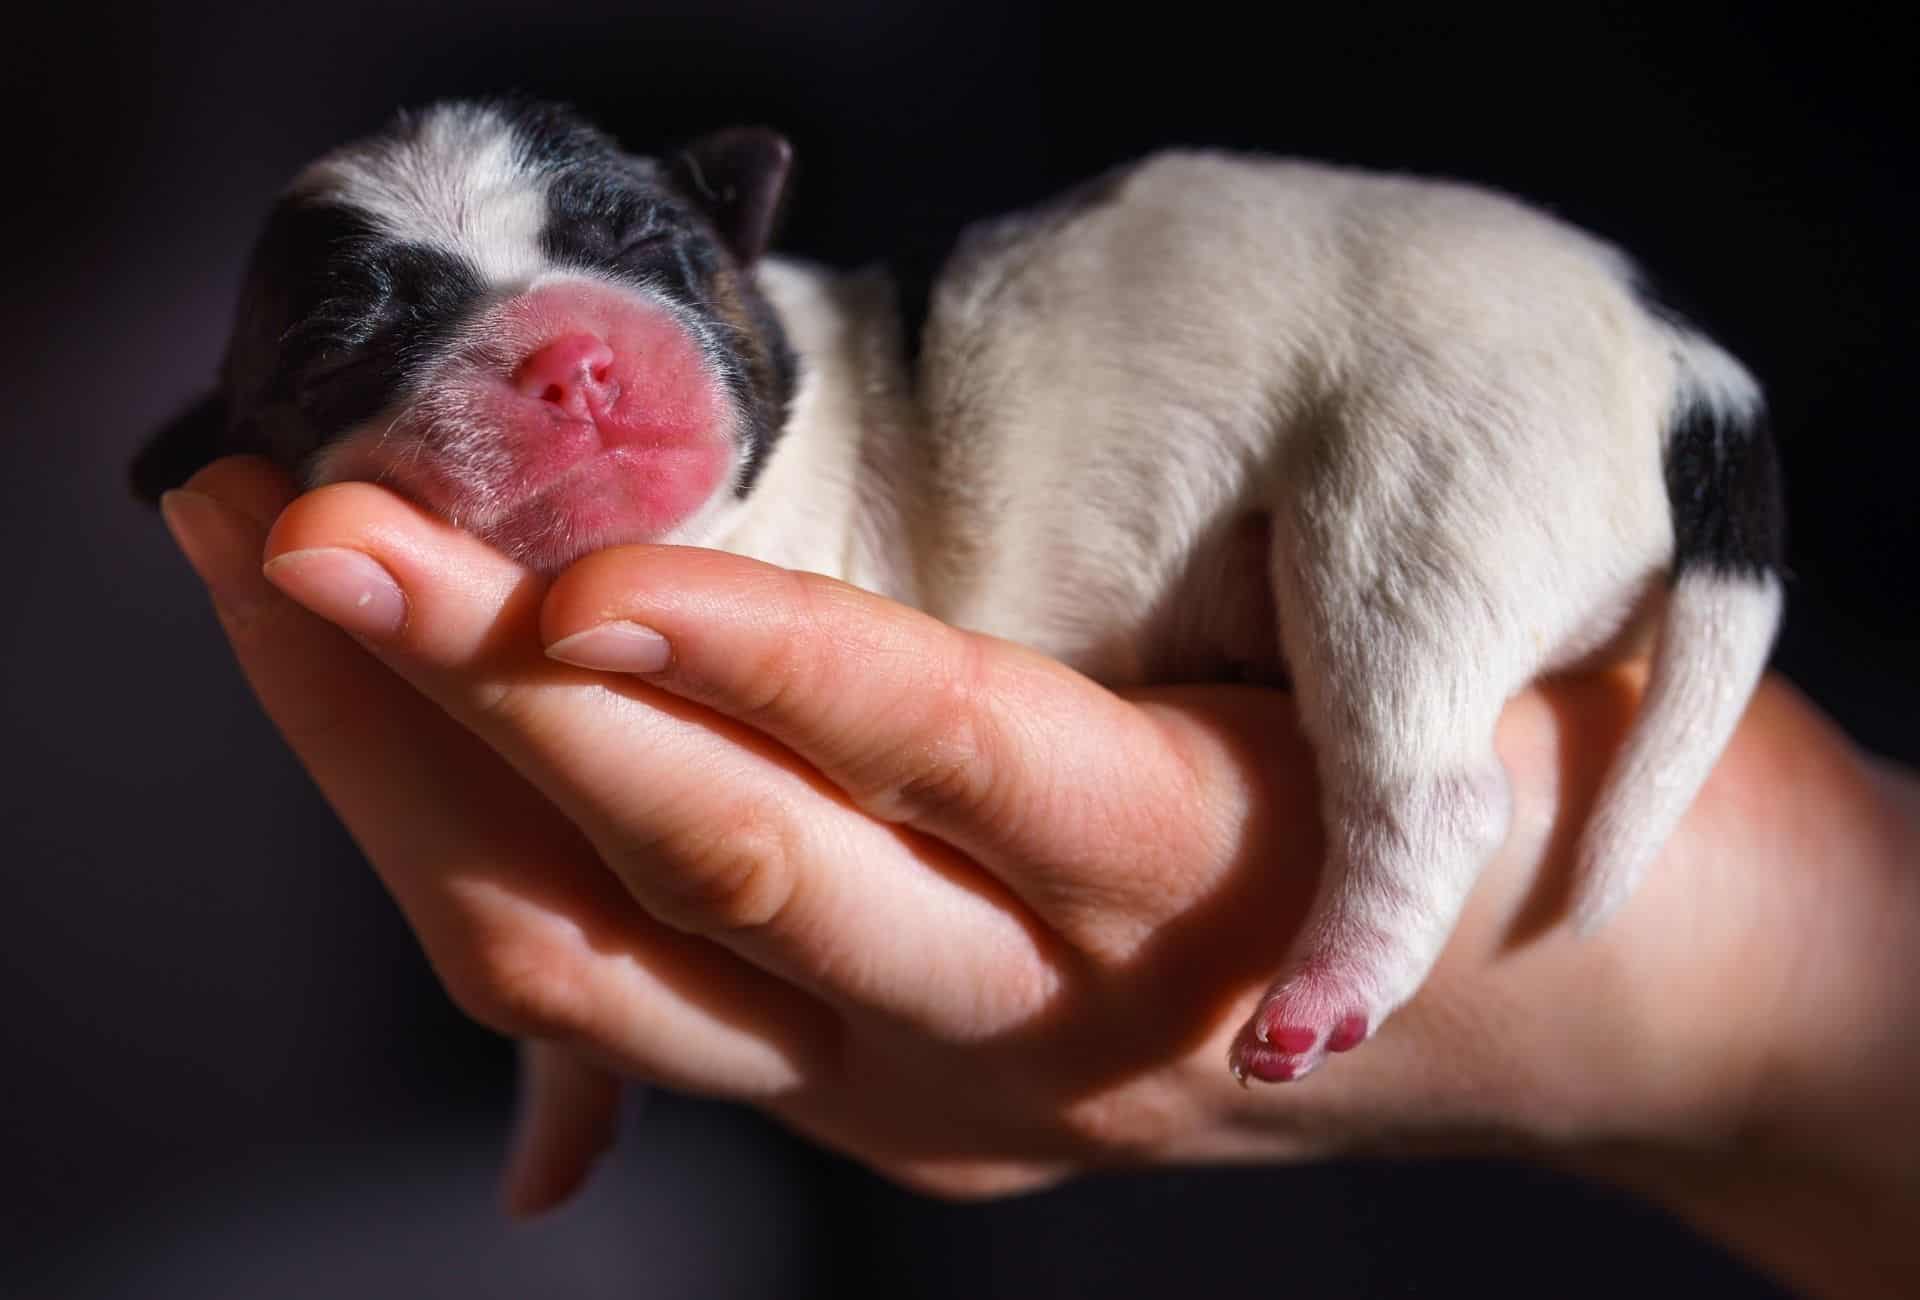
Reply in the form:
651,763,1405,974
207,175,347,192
501,1041,625,1219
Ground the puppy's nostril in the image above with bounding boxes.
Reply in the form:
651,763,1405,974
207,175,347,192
514,333,618,409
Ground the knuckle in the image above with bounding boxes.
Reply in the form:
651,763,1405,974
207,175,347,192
648,803,800,935
467,673,537,726
732,632,812,725
871,636,1006,825
1054,1084,1184,1157
442,934,594,1041
710,567,830,723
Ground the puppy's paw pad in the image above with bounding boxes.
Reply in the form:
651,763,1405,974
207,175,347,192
1261,1024,1318,1054
1326,1014,1371,1053
1229,1036,1313,1084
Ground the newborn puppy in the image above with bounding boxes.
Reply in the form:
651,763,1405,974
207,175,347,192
134,98,1784,1084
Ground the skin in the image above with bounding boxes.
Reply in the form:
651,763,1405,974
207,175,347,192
160,455,1920,1299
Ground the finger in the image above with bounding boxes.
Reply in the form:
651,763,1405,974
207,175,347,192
539,544,1278,954
501,1041,623,1219
164,460,832,1096
259,483,1063,1036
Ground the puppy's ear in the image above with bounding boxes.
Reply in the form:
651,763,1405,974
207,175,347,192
130,391,231,504
671,127,794,264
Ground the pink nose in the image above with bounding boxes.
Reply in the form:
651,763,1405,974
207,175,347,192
513,333,617,417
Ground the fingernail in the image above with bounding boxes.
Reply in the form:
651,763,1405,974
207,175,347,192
262,547,409,640
159,489,270,613
546,621,672,674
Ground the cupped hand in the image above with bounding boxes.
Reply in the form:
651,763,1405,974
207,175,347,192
158,457,1917,1258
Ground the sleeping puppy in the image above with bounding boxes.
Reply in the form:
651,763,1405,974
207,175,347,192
133,98,1784,1085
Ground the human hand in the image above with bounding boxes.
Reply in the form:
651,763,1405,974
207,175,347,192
160,456,1920,1295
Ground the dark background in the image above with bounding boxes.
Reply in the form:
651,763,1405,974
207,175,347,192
2,2,1911,1295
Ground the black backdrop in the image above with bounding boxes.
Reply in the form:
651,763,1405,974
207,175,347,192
2,3,1911,1295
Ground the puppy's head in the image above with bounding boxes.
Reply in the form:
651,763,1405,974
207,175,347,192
133,98,798,572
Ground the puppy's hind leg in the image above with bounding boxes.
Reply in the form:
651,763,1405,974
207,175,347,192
1230,529,1520,1084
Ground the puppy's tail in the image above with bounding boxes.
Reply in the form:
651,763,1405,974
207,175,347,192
1570,323,1786,934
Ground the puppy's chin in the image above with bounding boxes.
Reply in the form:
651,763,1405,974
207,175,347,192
471,439,737,573
316,423,738,575
309,278,744,573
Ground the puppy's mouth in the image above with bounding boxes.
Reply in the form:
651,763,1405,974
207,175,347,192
314,280,739,573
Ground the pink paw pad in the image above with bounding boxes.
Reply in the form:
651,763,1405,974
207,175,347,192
1232,1041,1305,1084
1262,1024,1318,1054
1326,1014,1370,1053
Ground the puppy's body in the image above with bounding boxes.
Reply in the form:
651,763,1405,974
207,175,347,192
752,156,1705,685
136,101,1783,1083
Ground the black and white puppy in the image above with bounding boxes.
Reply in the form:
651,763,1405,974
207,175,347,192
134,99,1784,1085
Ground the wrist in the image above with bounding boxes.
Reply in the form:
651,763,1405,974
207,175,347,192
1579,700,1920,1297
1471,679,1920,1179
1694,704,1920,1180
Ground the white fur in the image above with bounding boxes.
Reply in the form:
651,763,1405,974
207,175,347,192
296,104,551,286
1574,570,1782,931
711,262,925,602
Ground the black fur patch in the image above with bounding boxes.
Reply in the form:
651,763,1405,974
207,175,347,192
888,226,963,374
728,284,799,497
228,198,487,472
1637,278,1787,581
542,167,716,306
887,166,1126,380
492,97,620,175
1663,394,1786,580
133,195,491,499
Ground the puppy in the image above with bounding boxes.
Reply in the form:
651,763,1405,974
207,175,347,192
134,98,1784,1084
